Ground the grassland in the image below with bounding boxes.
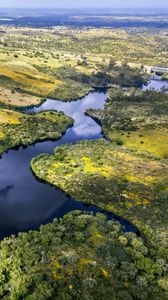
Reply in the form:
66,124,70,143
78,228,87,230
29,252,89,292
0,109,73,154
87,88,168,158
0,26,167,106
108,128,168,159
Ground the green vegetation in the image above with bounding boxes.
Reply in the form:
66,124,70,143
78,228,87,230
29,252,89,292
0,210,167,300
87,88,168,158
30,85,168,298
31,140,168,247
49,78,92,101
0,26,161,106
0,23,167,300
0,109,73,154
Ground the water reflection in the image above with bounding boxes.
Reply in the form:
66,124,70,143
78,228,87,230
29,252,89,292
143,77,168,91
28,91,107,140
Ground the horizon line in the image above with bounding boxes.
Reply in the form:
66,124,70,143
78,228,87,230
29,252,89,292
0,7,168,9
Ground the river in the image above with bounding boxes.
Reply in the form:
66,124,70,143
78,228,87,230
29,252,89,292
0,78,167,239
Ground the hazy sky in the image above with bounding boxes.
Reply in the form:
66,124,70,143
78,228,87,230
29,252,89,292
0,0,167,9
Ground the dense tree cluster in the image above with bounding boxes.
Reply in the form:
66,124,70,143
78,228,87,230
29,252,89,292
88,88,168,131
52,64,146,91
0,211,167,299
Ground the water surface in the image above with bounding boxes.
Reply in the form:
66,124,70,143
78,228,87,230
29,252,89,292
143,76,168,91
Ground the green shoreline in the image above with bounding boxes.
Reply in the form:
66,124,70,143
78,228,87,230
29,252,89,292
0,109,73,155
30,140,168,246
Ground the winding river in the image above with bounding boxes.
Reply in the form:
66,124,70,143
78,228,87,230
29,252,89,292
0,79,167,239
